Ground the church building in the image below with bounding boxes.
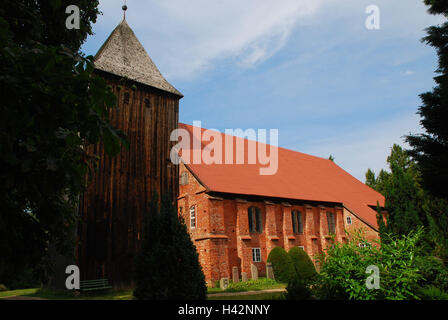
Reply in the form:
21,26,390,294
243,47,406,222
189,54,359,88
78,11,385,288
177,123,385,286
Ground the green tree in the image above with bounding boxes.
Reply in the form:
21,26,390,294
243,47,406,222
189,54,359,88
267,247,295,284
133,194,207,300
405,1,448,200
425,197,448,260
366,145,426,238
0,1,126,287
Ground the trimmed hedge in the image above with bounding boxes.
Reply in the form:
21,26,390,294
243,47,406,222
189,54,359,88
288,247,317,281
267,247,295,283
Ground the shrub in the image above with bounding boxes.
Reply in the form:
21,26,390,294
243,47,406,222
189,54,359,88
315,228,424,300
415,255,448,292
133,193,207,300
0,284,8,291
288,247,317,281
267,247,296,284
417,286,448,300
286,277,314,300
286,247,317,300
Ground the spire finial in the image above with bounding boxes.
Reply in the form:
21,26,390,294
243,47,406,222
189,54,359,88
122,0,128,20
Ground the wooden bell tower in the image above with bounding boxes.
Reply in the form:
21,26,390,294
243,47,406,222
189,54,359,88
77,13,183,287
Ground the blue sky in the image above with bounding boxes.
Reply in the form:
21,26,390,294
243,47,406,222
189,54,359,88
82,0,444,181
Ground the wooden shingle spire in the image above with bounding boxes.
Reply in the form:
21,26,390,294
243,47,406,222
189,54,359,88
94,16,183,97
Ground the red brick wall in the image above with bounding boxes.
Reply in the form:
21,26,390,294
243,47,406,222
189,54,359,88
343,208,379,242
178,163,379,286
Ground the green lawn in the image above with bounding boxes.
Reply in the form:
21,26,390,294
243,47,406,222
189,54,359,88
207,277,286,294
0,288,133,300
0,288,40,298
0,278,286,300
208,292,285,300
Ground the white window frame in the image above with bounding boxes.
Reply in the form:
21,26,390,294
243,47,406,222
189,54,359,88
190,206,196,229
252,248,261,262
346,216,352,225
298,246,305,250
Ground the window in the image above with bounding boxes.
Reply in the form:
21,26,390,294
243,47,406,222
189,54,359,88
291,210,303,234
190,206,196,229
326,212,336,234
248,207,262,233
180,172,189,186
346,216,352,225
252,248,261,262
298,246,305,250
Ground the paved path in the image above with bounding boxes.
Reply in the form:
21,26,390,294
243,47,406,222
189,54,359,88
207,288,286,297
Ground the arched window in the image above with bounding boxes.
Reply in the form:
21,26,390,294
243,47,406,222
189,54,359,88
291,210,303,234
346,216,352,225
326,212,336,234
248,207,262,233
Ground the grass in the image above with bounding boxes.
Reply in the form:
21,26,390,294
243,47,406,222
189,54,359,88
208,292,285,300
0,278,286,300
207,277,286,294
0,288,285,300
0,287,133,300
0,288,40,298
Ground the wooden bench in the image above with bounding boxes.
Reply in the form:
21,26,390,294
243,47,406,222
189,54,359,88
80,279,112,292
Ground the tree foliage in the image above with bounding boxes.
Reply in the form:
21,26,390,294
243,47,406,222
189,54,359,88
0,1,126,286
366,145,426,237
133,194,207,300
406,0,448,199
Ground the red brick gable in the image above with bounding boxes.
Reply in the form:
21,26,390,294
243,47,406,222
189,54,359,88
178,123,384,230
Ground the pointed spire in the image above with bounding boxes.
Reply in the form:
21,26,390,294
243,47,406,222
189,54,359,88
94,19,183,97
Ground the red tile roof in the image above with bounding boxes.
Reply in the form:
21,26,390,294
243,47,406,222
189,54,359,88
178,123,384,230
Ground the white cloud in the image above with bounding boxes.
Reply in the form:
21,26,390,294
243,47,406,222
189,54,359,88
89,0,444,80
93,0,329,79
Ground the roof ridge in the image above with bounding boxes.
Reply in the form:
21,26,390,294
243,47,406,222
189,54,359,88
178,122,330,161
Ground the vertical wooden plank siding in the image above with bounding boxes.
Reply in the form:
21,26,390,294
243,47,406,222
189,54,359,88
77,72,180,287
